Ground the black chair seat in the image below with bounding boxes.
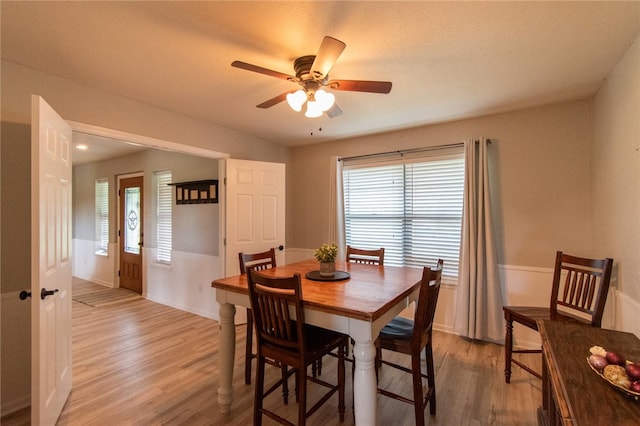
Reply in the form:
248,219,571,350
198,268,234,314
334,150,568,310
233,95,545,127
380,316,414,339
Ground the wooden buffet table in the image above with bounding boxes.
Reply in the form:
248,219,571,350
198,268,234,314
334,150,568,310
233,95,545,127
538,320,640,425
211,258,424,426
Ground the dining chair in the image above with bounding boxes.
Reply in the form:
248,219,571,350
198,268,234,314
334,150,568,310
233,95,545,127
238,249,277,385
374,264,443,426
247,268,348,426
346,245,385,265
374,258,443,370
503,251,613,383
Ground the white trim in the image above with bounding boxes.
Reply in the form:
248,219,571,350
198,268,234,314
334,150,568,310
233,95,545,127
497,264,551,274
68,121,229,160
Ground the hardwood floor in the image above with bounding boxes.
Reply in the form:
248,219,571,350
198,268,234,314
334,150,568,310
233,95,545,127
3,288,541,425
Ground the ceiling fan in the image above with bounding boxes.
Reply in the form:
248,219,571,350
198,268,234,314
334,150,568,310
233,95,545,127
231,36,392,118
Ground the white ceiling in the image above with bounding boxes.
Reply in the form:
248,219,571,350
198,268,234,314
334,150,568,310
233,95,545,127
2,1,639,155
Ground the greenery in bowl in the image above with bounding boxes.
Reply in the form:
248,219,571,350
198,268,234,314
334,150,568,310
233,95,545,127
314,243,338,263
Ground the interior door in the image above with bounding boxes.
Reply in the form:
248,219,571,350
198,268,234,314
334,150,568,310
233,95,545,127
224,159,286,277
119,176,144,293
31,95,73,425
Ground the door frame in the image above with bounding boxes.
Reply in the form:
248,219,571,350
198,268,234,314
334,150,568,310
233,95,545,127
116,172,144,292
68,121,230,286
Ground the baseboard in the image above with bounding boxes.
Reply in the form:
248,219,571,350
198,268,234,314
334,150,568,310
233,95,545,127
72,273,114,288
144,293,217,320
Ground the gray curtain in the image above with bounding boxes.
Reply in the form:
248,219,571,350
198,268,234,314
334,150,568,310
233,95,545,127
454,138,503,342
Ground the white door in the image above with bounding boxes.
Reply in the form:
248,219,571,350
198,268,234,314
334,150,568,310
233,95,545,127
31,95,73,425
224,159,286,276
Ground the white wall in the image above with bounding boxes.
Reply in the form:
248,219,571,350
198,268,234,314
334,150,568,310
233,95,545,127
592,33,640,336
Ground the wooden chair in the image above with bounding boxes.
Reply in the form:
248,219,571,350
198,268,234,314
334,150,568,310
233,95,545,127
374,258,443,369
248,269,348,426
375,264,443,426
503,251,613,383
346,245,385,265
238,249,277,385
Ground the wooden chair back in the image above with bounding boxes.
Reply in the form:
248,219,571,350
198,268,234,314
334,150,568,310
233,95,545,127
346,245,385,265
412,263,443,347
550,251,613,327
247,269,305,355
238,248,277,274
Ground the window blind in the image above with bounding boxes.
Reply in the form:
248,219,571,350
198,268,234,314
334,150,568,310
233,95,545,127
343,152,464,280
156,171,172,264
95,178,109,254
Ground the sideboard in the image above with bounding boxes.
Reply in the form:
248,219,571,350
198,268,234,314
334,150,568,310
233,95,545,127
537,319,640,425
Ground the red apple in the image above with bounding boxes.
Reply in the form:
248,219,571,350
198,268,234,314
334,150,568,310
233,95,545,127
630,381,640,393
606,351,626,366
625,363,640,381
588,354,608,371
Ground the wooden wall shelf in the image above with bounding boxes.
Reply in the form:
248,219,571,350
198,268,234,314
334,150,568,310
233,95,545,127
169,180,218,205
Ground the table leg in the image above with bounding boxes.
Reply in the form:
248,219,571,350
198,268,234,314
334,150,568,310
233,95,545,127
217,302,236,413
352,339,377,426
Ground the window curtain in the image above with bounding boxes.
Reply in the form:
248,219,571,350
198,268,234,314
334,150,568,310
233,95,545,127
329,156,346,259
453,138,503,342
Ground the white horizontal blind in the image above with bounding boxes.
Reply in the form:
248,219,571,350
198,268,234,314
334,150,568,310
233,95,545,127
95,178,109,255
343,152,464,279
156,170,172,264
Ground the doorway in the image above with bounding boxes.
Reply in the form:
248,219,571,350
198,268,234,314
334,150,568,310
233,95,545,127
118,175,144,294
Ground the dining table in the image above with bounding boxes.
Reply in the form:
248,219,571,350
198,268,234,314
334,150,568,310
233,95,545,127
211,258,424,426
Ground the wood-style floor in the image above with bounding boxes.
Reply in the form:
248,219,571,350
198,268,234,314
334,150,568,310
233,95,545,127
3,284,541,425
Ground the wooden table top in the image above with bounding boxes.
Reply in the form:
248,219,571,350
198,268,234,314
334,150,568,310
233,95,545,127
212,258,424,322
538,320,640,425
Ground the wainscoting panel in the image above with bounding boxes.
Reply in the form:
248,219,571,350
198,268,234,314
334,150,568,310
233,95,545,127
145,249,221,320
72,239,116,287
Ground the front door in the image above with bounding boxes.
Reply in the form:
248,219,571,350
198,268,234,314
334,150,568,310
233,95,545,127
119,176,143,293
31,95,73,425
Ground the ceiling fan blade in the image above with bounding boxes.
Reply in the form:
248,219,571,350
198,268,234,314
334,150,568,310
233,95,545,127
328,79,392,94
310,36,346,80
231,60,293,81
326,103,342,118
256,91,292,109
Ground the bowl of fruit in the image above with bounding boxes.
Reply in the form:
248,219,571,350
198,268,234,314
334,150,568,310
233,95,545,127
587,346,640,401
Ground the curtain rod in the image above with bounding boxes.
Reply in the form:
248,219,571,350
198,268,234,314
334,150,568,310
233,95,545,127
338,139,491,163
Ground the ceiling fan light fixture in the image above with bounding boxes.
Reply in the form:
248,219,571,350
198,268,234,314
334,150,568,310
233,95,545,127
305,100,324,118
315,89,335,112
286,89,306,112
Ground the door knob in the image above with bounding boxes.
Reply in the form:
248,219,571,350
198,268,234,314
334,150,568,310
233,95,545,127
41,288,59,300
276,245,284,251
19,290,31,300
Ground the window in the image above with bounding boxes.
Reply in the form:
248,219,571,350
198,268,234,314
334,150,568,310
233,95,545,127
342,150,464,281
156,170,172,264
95,178,109,255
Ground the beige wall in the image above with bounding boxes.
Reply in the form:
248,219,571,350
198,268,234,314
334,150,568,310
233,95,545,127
592,34,640,303
73,149,220,255
1,61,290,163
289,100,594,269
